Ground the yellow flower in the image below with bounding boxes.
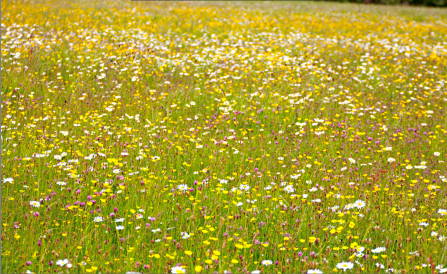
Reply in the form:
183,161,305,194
231,259,239,264
195,266,203,272
309,237,317,243
185,250,193,256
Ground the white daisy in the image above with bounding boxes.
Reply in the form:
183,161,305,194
336,262,354,271
30,201,41,208
93,216,103,222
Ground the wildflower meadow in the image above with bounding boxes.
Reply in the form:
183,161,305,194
1,1,447,273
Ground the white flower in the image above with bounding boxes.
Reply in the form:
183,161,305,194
330,206,340,212
56,181,66,186
371,247,386,253
434,152,440,157
115,218,125,223
171,266,186,273
116,225,124,230
3,177,14,184
56,259,69,266
308,270,323,274
406,165,413,170
239,184,250,191
190,101,196,106
302,194,309,199
385,147,392,151
181,232,190,239
345,204,354,210
388,158,395,163
309,187,318,192
440,268,447,273
30,201,41,208
283,185,295,193
431,231,438,237
438,209,447,215
152,228,161,233
113,169,121,174
439,236,446,241
355,246,365,253
262,260,273,266
348,158,356,164
354,200,365,209
61,131,69,136
93,217,103,222
419,222,429,227
252,270,261,274
177,184,189,192
336,262,354,271
236,202,243,207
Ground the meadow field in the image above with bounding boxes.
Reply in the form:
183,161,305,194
1,1,447,273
